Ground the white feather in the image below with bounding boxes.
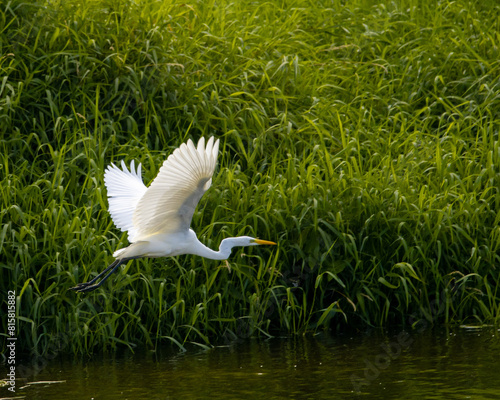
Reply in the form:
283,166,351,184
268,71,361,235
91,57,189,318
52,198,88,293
105,137,219,244
131,137,219,241
104,160,148,241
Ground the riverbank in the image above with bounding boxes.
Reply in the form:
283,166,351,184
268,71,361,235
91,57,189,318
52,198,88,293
1,0,499,355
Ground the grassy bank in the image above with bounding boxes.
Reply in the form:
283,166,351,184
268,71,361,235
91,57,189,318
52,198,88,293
1,0,499,356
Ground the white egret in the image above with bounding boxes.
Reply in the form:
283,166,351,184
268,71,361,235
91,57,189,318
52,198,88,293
71,137,276,293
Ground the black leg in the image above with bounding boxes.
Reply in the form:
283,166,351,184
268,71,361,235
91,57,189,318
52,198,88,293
70,257,134,293
71,259,120,289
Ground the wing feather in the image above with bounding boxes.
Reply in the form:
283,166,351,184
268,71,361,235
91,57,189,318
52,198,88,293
131,137,220,241
104,160,148,241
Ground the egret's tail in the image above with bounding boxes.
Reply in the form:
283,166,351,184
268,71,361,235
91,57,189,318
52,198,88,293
113,248,127,258
112,241,148,258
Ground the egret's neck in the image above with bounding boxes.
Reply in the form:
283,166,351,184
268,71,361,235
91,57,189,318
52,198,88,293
191,242,230,260
189,235,247,260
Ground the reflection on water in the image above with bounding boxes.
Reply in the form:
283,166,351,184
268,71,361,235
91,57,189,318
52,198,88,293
3,327,500,400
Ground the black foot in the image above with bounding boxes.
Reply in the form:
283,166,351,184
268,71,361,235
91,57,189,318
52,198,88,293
71,284,100,293
70,282,100,292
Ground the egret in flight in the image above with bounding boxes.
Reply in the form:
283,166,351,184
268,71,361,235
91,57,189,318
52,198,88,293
71,137,275,293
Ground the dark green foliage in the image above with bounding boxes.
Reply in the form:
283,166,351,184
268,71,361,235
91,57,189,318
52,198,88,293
1,0,499,355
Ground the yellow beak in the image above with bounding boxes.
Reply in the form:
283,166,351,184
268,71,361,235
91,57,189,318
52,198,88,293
252,239,277,245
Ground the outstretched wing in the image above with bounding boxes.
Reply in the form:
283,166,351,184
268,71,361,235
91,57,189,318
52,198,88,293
104,160,148,241
131,137,220,241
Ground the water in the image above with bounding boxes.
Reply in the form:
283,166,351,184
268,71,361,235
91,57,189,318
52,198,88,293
3,327,500,400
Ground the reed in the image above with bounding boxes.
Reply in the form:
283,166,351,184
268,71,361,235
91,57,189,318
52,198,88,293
1,0,499,355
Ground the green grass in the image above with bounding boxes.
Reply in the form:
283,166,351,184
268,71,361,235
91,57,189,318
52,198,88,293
1,0,500,355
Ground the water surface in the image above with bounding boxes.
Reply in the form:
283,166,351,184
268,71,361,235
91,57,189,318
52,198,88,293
3,327,500,399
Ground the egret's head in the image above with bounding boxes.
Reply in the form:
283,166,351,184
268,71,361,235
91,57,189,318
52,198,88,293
220,236,276,251
217,236,276,260
232,236,276,247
